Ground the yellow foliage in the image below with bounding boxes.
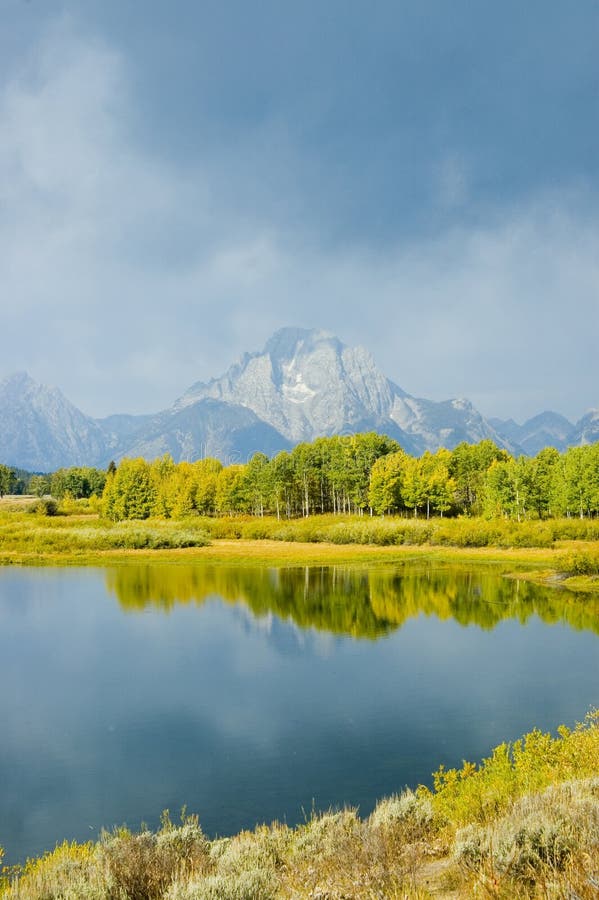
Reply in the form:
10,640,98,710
426,710,599,828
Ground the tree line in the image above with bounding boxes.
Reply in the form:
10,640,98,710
101,435,599,521
2,434,598,521
0,465,34,497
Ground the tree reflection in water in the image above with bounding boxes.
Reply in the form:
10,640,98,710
105,564,599,638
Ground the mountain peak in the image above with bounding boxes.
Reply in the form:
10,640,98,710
175,327,510,453
263,327,339,360
523,410,574,429
0,371,106,470
0,370,37,392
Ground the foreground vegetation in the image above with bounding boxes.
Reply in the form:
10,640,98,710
2,712,597,899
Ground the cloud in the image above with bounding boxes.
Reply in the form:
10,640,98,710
0,20,597,423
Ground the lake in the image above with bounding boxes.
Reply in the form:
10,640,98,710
1,563,597,865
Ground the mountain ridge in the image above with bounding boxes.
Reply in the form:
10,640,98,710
0,329,596,470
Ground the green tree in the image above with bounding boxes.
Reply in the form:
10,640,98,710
450,440,509,515
369,450,408,515
402,455,426,517
269,451,294,519
215,464,246,515
102,459,156,520
28,473,51,497
193,458,222,515
423,448,455,517
242,453,271,516
291,443,320,517
484,456,529,520
526,448,560,518
0,464,15,498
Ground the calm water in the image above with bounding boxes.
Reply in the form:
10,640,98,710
1,563,597,864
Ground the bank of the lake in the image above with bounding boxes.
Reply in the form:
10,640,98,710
1,506,599,592
2,713,598,900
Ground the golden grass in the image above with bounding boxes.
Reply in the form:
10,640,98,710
1,508,599,592
0,536,573,571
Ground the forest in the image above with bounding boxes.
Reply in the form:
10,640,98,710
102,436,599,521
4,434,597,522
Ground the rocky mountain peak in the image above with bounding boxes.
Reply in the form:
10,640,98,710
179,327,395,443
0,371,106,471
570,408,599,446
1,371,38,396
263,326,338,360
490,410,575,454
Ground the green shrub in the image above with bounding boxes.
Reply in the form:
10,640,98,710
3,841,102,900
550,518,599,541
427,712,599,828
102,526,211,550
27,498,59,517
559,550,599,576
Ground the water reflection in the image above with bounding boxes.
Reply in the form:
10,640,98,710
1,565,597,867
106,564,599,637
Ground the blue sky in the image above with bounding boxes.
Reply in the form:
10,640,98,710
1,1,597,421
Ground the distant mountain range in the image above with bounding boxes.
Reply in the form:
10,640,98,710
0,328,597,471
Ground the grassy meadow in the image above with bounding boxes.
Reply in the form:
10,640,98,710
1,499,599,590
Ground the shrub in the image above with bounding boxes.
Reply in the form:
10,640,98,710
290,810,361,862
106,527,211,550
99,815,209,900
427,712,599,828
559,550,599,576
167,868,275,900
369,789,437,842
27,498,59,517
4,841,102,900
455,778,599,882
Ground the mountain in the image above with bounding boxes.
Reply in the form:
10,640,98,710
0,330,595,471
569,409,599,446
178,328,403,443
178,327,508,454
0,372,106,471
489,411,574,455
96,413,153,459
118,398,291,463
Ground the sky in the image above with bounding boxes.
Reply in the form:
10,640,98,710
1,0,598,423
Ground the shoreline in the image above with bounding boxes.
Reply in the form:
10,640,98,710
1,537,599,592
2,713,597,898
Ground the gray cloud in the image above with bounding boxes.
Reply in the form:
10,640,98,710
0,16,597,423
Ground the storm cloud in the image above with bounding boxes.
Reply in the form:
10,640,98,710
1,2,597,421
